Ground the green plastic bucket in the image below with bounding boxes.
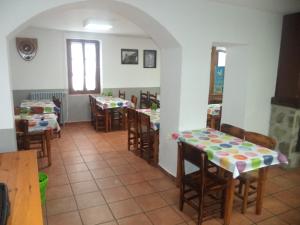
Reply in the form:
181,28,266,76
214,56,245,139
39,172,48,205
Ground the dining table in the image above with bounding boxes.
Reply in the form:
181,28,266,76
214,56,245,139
20,99,59,113
172,128,288,225
136,108,160,164
95,96,131,132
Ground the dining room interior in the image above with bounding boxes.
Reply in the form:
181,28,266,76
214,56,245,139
1,1,300,225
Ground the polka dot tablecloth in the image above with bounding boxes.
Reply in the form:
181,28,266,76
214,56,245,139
95,96,130,109
172,128,288,178
21,100,59,113
136,108,160,130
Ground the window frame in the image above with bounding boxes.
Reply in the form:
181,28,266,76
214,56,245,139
66,39,101,95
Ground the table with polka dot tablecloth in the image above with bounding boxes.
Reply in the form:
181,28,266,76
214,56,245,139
172,128,288,178
95,96,130,109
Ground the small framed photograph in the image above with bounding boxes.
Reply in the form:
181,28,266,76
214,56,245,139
143,50,157,68
121,49,138,64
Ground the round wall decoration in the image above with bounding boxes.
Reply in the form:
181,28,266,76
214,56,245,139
16,37,38,61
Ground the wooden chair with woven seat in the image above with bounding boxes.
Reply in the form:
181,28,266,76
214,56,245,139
89,95,95,125
91,97,105,131
52,96,62,138
127,108,139,151
178,142,228,225
220,123,245,139
138,112,154,163
17,119,51,167
235,131,276,214
140,91,149,109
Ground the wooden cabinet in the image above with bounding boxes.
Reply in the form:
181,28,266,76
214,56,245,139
272,12,300,108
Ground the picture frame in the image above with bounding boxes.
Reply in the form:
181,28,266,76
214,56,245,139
143,50,157,68
121,49,138,64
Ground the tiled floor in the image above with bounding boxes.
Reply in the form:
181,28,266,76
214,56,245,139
42,123,300,225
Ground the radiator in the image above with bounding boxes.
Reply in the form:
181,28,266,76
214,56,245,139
30,91,66,124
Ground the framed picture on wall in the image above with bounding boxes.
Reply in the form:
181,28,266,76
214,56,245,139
143,50,157,68
121,49,138,64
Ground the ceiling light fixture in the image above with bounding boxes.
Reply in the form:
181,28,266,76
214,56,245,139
84,19,112,31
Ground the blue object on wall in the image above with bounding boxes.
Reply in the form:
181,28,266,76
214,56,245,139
214,66,225,94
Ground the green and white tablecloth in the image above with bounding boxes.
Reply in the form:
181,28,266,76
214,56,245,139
136,108,160,130
95,96,130,109
172,128,288,178
207,104,221,116
15,113,60,133
20,100,59,113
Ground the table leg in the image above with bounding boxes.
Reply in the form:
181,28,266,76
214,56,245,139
105,109,109,132
256,167,268,214
224,174,235,225
176,143,182,187
45,129,52,167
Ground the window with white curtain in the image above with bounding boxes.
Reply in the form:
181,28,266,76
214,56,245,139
66,39,100,94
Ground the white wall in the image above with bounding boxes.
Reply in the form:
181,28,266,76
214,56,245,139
9,27,160,90
0,0,293,174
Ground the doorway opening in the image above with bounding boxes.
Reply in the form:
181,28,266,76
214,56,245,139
207,46,226,130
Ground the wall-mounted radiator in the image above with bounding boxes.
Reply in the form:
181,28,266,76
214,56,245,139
30,91,66,124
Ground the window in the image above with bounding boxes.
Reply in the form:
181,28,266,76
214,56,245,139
66,39,100,94
217,51,226,67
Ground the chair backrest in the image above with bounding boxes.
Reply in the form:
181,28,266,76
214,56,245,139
179,142,206,184
52,96,61,108
220,123,245,139
149,92,157,101
16,119,29,135
244,131,276,149
31,107,44,114
119,90,125,99
139,112,151,134
130,95,138,109
150,98,160,108
127,108,138,130
140,91,150,109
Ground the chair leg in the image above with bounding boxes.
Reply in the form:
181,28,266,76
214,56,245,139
179,183,184,211
198,191,204,225
242,181,250,214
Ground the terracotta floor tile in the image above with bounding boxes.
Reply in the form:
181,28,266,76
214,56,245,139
146,206,184,225
118,173,145,185
90,167,115,179
278,209,300,225
101,152,120,160
68,171,93,183
106,157,129,167
171,204,197,222
135,193,168,211
131,162,154,171
102,186,132,203
46,196,77,216
95,176,123,190
75,191,106,209
216,211,252,225
82,154,102,162
141,169,166,180
148,178,176,191
48,211,83,225
65,163,88,173
111,164,137,175
118,213,152,225
263,196,292,215
71,180,99,195
42,165,66,176
159,188,180,205
80,205,114,225
109,198,142,219
62,151,81,158
271,176,297,189
47,173,69,187
274,189,300,207
86,160,109,170
100,221,118,225
127,182,156,197
244,206,274,223
256,217,288,225
63,156,85,165
46,184,73,200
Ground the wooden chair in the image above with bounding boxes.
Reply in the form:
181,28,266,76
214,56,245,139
138,113,154,163
119,90,126,99
52,96,62,138
17,119,51,167
14,107,21,115
30,107,44,114
178,142,227,224
140,91,149,109
130,95,138,109
89,95,94,125
127,108,139,151
149,92,157,106
91,97,105,131
236,131,276,213
220,123,245,139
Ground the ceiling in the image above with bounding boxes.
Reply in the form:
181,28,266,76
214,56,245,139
27,0,300,37
28,3,149,37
